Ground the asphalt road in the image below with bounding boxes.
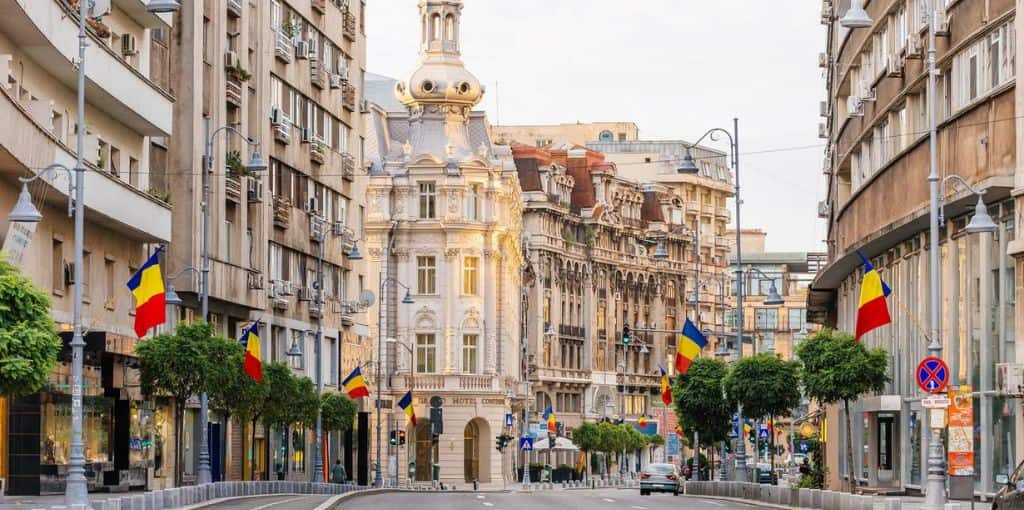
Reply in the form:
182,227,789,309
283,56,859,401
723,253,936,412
337,489,771,510
200,494,333,510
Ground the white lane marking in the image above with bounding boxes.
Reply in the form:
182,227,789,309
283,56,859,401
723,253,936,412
476,495,486,499
249,496,312,510
602,498,616,503
631,506,648,509
482,502,494,507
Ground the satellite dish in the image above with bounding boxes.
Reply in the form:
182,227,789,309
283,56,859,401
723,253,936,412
358,289,376,307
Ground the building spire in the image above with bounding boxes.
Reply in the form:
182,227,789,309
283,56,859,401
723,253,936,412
419,0,463,58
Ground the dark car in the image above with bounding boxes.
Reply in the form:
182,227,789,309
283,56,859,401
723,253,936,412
993,461,1024,510
640,463,681,496
757,463,778,485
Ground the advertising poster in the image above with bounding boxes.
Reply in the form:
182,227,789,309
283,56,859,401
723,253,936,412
947,385,974,476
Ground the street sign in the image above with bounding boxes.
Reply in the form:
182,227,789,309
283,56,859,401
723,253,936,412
921,395,951,409
519,437,534,451
917,357,950,394
505,413,513,427
667,434,680,455
799,441,809,453
758,425,769,440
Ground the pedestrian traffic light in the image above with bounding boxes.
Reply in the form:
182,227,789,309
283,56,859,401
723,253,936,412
389,430,398,445
398,430,407,445
623,324,631,344
495,434,511,452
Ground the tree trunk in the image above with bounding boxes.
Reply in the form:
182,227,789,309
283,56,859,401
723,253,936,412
249,418,258,481
263,423,271,480
174,400,185,488
844,399,856,494
770,415,776,478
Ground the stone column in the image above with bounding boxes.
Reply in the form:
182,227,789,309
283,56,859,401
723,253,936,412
484,246,498,374
583,268,595,371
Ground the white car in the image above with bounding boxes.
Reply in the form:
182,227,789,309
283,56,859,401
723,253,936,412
639,463,681,496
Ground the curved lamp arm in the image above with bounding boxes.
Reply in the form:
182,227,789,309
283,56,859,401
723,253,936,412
167,266,199,282
688,127,735,150
938,174,987,224
209,125,260,149
19,164,75,217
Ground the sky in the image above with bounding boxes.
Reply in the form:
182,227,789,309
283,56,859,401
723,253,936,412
366,1,827,252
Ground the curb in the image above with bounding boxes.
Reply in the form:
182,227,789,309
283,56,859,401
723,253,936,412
683,493,798,510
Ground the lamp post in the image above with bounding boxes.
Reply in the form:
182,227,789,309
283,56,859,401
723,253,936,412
195,117,266,484
375,262,415,488
385,338,416,486
678,120,749,481
163,266,198,327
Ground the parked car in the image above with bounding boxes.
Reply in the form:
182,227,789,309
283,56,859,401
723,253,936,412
757,463,778,485
994,460,1024,510
640,463,681,496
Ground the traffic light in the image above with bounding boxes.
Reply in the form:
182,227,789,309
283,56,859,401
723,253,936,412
622,324,631,344
398,430,406,445
389,430,398,445
495,434,511,452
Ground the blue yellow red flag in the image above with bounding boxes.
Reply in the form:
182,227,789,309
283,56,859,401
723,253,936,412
342,367,371,399
126,247,166,338
675,318,707,375
855,250,892,340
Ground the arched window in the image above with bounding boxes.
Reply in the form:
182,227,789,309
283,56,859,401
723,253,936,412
422,15,427,43
431,14,441,41
445,14,455,41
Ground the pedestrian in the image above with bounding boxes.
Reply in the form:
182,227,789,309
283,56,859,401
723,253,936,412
332,459,347,483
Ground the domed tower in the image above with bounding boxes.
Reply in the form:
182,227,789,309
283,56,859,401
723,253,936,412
394,0,483,158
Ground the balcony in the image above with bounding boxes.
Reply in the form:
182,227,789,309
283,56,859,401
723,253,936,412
226,0,242,17
1,0,173,136
558,324,586,338
341,82,356,111
273,196,291,229
310,141,326,165
311,0,326,14
225,173,242,201
225,76,243,107
272,116,291,144
618,372,659,388
395,374,502,393
342,11,357,41
535,367,590,385
0,84,171,242
685,201,700,214
716,206,730,218
341,153,355,181
310,60,327,89
274,29,294,62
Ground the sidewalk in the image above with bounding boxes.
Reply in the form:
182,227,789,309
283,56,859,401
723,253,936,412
0,493,116,510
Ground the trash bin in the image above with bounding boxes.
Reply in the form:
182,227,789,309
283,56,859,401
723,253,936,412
432,464,440,482
408,462,416,480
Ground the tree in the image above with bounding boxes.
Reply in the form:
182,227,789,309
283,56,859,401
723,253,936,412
137,321,215,486
206,336,267,480
673,357,734,468
260,364,319,479
0,256,62,398
724,353,802,471
321,392,357,433
595,421,624,476
571,421,601,480
796,329,889,493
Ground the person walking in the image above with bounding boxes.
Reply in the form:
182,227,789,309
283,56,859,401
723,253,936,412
332,459,347,484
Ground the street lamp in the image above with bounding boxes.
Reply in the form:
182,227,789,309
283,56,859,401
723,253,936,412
385,337,416,486
375,273,415,487
163,267,198,326
745,267,784,306
681,120,749,481
839,0,873,29
146,0,181,13
196,118,267,484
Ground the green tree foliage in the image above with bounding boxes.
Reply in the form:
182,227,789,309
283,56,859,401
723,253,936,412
571,421,601,480
320,392,357,433
673,357,734,445
796,329,889,493
136,321,216,486
205,335,268,480
0,256,61,398
724,353,802,421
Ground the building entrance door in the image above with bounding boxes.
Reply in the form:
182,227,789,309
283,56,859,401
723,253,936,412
414,421,435,482
877,414,895,484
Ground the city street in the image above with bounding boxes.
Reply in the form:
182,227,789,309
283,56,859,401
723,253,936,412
332,490,768,510
201,494,334,510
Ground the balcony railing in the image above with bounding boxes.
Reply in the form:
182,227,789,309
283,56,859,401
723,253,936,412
310,60,327,89
275,30,294,62
273,196,291,228
225,76,242,107
341,82,356,111
225,173,242,200
535,367,590,384
310,141,326,165
341,153,356,181
558,324,586,338
342,11,357,41
396,374,501,392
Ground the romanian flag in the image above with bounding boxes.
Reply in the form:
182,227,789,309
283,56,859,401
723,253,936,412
660,367,672,405
854,250,892,340
543,406,556,433
638,416,648,427
342,367,370,399
398,391,416,426
675,318,708,375
126,248,166,338
240,322,262,382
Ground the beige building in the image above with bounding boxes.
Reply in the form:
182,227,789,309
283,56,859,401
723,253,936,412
0,0,175,495
812,0,1021,495
167,0,369,485
492,121,639,148
362,0,523,486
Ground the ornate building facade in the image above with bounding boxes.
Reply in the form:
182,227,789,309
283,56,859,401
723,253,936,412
362,0,522,485
514,143,710,467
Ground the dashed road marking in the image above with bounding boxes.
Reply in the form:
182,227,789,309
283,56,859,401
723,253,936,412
476,495,486,499
602,498,616,503
631,506,648,509
482,502,494,507
249,496,313,510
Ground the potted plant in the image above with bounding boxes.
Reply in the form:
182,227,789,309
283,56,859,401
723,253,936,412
87,17,110,39
225,150,245,175
281,18,297,38
228,62,252,82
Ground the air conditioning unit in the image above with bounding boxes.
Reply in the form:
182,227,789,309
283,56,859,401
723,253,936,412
857,80,876,102
121,34,137,56
271,107,284,125
305,196,319,213
307,41,319,61
246,178,263,203
63,261,75,286
329,74,343,89
907,33,924,58
817,52,828,68
820,0,832,25
817,123,828,139
337,66,350,81
224,50,239,69
817,200,831,219
300,127,313,143
819,100,828,117
331,221,351,237
309,216,325,241
295,40,309,59
886,57,903,78
935,19,950,36
247,271,264,290
297,286,313,302
280,280,295,296
360,99,371,113
847,96,864,117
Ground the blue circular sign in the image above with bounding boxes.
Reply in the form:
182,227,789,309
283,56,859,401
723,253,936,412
916,357,949,394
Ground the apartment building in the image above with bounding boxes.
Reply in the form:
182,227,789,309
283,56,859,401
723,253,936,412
0,0,174,495
812,0,1020,495
167,0,368,485
513,142,701,468
492,122,640,148
362,0,523,485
